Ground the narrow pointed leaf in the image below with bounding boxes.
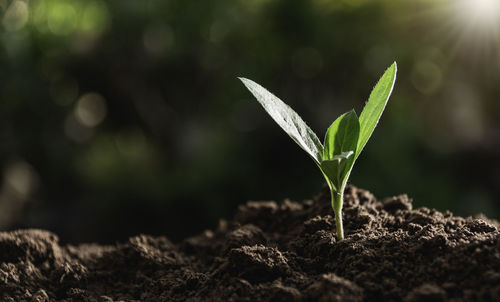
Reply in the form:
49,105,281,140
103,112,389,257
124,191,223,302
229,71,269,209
356,62,397,158
239,77,323,163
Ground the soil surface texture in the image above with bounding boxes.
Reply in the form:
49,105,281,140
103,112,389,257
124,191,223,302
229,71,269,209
1,185,499,301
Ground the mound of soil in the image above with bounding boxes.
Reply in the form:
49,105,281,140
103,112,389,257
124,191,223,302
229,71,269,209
1,186,499,301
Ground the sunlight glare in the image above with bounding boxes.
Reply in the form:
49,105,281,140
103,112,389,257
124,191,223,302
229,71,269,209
458,0,500,27
473,0,500,15
449,0,500,64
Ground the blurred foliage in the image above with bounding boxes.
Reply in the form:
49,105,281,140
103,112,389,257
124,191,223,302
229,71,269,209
0,0,499,243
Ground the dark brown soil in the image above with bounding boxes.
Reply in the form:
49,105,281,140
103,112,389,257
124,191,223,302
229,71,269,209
1,185,499,301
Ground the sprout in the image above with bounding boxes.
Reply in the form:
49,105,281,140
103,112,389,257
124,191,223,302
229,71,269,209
239,62,397,240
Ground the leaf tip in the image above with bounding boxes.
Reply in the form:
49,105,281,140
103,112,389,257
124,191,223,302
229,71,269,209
238,77,260,92
390,61,398,76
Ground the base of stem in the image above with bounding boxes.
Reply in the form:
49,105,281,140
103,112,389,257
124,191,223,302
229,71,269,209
334,210,344,240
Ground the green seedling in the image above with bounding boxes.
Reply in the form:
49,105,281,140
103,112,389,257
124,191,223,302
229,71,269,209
239,62,397,240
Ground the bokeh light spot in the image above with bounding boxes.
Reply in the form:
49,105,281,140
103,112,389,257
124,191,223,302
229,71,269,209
75,93,107,127
47,1,77,35
4,161,39,199
80,0,110,35
411,59,442,95
2,0,29,32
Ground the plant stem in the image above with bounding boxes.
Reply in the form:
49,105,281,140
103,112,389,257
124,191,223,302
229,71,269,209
331,191,344,240
334,208,344,240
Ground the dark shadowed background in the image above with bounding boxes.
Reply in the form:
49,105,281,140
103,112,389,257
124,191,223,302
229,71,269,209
1,0,499,243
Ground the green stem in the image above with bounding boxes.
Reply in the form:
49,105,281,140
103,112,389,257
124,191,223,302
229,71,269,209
334,208,344,240
331,191,344,240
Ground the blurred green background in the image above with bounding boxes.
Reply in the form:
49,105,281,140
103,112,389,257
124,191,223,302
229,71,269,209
1,0,499,243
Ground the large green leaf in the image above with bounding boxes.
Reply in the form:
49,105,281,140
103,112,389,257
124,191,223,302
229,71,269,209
356,62,397,159
239,77,324,163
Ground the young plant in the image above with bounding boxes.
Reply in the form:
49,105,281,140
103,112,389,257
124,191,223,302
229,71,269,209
239,62,397,240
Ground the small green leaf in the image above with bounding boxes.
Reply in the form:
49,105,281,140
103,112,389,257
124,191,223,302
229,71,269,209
239,77,324,163
321,110,359,191
323,110,360,161
356,62,397,159
320,151,354,189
